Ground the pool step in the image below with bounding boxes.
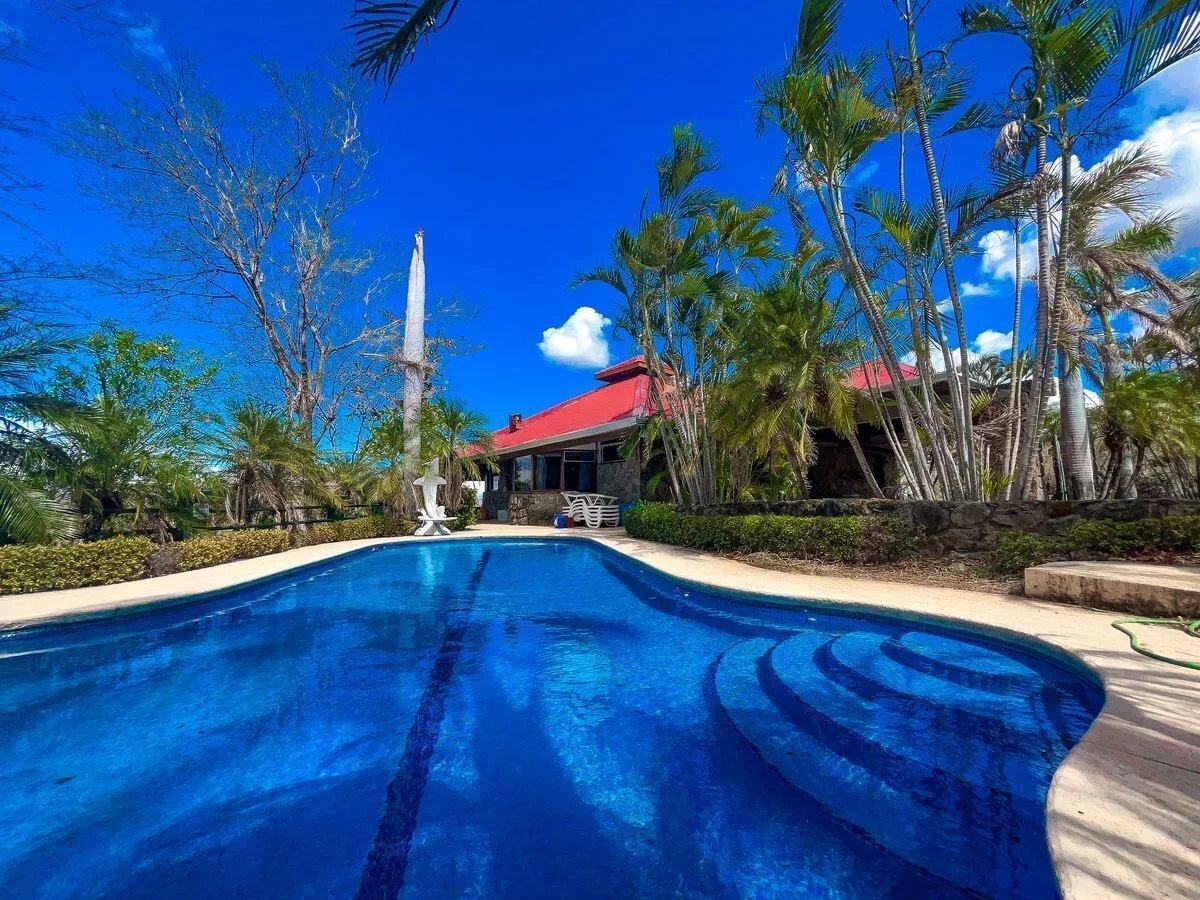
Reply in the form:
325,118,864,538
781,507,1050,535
821,632,1075,751
882,631,1043,693
713,638,1035,897
765,634,1045,806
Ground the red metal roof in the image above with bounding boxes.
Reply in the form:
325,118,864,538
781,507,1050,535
484,356,919,456
491,358,654,453
843,359,921,391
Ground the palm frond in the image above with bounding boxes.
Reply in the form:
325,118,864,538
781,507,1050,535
348,0,460,90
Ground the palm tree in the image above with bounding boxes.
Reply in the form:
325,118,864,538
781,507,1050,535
427,397,496,512
762,6,985,498
212,402,335,527
717,246,883,498
577,124,775,506
348,1,459,89
961,0,1200,499
1094,371,1200,498
49,394,207,540
362,407,425,516
0,303,79,544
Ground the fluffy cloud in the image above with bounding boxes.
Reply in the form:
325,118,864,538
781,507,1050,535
978,228,1039,282
960,281,995,297
538,306,612,368
128,23,167,63
971,329,1014,357
900,330,1013,373
901,341,977,373
1103,108,1200,246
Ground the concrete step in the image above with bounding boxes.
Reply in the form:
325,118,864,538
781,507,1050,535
1025,561,1200,618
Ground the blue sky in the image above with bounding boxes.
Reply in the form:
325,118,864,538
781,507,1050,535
2,0,1198,435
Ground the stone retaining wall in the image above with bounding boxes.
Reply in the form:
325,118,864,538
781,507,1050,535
687,498,1200,557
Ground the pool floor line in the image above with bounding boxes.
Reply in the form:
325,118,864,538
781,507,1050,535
354,548,492,900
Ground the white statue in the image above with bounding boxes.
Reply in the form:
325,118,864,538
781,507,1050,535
414,458,456,537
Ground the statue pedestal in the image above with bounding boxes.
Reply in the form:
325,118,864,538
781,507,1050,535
413,467,454,537
415,515,456,537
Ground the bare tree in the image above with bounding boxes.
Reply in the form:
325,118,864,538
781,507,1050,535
63,59,403,446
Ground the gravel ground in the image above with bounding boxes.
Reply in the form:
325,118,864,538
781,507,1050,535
732,553,1024,595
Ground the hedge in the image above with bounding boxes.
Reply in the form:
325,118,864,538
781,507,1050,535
0,536,158,594
989,515,1200,575
0,516,416,595
623,502,920,563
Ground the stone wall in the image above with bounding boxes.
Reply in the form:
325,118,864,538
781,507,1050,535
482,490,564,526
598,458,641,503
687,498,1200,557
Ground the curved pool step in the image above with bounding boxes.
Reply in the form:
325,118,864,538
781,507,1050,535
822,633,1070,747
765,634,1046,806
712,638,1033,897
882,631,1044,694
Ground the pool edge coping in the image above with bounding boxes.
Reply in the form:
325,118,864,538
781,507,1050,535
2,525,1197,899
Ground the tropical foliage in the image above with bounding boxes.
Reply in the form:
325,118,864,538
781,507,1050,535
577,0,1200,505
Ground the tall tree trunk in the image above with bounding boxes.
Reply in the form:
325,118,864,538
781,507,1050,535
905,9,978,498
847,428,886,498
823,184,937,497
1051,139,1095,500
1013,132,1054,498
1003,219,1023,497
401,231,427,516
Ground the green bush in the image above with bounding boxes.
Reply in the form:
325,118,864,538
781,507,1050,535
449,486,479,532
988,515,1200,574
988,532,1052,575
290,515,415,548
623,502,919,563
0,515,417,595
177,529,291,571
0,536,157,594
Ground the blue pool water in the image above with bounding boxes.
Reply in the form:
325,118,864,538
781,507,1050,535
0,539,1102,898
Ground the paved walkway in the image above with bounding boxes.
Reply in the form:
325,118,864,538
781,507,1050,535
3,523,1198,899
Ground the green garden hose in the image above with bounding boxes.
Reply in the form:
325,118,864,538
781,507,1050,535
1111,617,1200,671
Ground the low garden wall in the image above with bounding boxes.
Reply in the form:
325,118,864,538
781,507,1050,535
684,498,1200,557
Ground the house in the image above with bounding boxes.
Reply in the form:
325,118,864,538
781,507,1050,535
480,355,984,523
481,357,664,524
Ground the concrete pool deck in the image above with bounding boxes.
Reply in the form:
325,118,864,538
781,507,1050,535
3,524,1197,899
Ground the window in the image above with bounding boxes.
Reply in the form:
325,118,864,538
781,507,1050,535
535,454,562,490
563,449,597,491
600,440,623,464
511,456,532,491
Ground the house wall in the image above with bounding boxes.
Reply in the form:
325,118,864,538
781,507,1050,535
482,490,564,526
598,457,641,502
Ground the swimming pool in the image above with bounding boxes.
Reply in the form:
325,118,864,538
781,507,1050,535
0,538,1101,898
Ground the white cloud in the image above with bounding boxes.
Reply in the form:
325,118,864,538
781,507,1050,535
538,306,612,368
971,329,1014,357
127,21,168,64
960,281,994,297
978,228,1038,282
935,299,953,314
1102,108,1200,246
901,333,1013,370
901,340,980,373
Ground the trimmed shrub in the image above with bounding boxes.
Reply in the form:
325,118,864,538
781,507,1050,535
177,529,291,572
0,536,157,594
623,502,919,563
0,516,419,596
289,515,415,548
988,515,1200,574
